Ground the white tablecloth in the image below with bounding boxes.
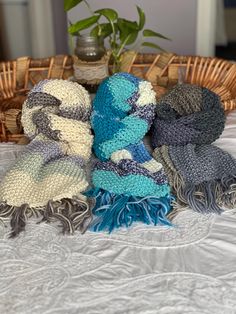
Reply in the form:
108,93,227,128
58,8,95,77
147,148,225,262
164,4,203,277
0,111,236,314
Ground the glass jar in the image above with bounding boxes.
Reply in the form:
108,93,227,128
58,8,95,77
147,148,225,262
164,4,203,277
73,35,108,93
75,35,106,62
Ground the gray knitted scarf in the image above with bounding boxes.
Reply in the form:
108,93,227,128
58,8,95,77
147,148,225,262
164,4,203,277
152,84,236,215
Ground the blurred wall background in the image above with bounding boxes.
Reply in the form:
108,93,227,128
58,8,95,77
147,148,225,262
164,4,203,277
67,0,197,55
215,0,236,60
0,0,232,61
0,0,32,59
0,0,66,60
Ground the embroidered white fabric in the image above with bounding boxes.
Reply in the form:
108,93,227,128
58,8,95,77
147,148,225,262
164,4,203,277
0,110,236,314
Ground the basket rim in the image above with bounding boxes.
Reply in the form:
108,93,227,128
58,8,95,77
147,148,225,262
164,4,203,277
1,52,236,143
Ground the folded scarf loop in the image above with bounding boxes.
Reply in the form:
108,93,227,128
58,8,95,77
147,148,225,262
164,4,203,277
86,72,173,232
152,83,236,216
0,79,93,237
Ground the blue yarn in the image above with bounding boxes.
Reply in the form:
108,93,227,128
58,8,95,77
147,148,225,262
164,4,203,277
88,72,174,233
93,74,137,115
92,170,170,198
92,114,126,144
117,72,142,85
126,142,152,163
92,73,148,161
86,188,173,233
93,115,148,161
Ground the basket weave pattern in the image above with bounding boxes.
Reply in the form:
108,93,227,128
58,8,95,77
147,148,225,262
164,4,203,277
126,53,236,111
1,53,236,143
0,55,73,142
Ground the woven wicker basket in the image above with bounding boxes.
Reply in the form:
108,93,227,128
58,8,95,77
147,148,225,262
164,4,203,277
125,52,236,111
0,55,73,143
1,53,236,143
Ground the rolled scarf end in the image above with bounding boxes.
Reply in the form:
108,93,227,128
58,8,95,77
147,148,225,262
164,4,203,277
86,188,173,233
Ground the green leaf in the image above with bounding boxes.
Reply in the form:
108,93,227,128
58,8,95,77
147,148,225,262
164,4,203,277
143,29,170,40
117,18,139,45
68,15,100,35
117,18,138,31
142,42,166,51
64,0,83,11
124,31,139,46
95,8,118,22
90,23,113,38
136,6,145,30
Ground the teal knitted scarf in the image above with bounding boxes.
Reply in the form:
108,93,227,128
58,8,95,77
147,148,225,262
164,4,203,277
86,73,173,232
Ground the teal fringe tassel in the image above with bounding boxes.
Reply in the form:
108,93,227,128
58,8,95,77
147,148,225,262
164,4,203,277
85,188,173,233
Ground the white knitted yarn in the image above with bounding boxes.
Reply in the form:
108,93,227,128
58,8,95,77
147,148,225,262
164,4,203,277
0,79,94,237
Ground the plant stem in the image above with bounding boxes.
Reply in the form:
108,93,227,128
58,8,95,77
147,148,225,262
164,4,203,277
111,33,135,73
117,34,132,57
110,21,116,46
69,33,75,54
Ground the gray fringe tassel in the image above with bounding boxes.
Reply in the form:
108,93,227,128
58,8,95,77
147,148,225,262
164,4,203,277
171,172,236,216
0,197,92,238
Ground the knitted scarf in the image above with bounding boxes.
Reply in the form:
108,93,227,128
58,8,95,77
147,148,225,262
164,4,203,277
0,79,93,237
152,83,236,215
86,72,172,232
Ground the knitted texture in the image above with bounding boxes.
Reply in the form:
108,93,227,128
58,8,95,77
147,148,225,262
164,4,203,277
152,83,236,216
0,79,93,237
87,72,173,232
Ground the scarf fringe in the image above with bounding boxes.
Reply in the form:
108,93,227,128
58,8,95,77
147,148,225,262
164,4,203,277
221,180,236,208
0,197,92,238
171,172,236,215
167,201,189,221
86,188,173,233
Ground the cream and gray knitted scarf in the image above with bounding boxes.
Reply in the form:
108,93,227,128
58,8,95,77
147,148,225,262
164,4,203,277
152,84,236,216
0,79,93,237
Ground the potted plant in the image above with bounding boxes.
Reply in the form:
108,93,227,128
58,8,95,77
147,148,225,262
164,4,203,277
64,0,169,73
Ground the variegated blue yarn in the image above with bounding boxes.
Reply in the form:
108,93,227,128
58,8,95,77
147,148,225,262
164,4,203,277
87,72,173,232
